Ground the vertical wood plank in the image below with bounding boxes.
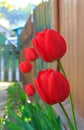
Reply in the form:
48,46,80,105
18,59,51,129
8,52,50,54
77,0,84,116
59,0,84,116
51,0,59,31
0,47,1,81
51,0,59,69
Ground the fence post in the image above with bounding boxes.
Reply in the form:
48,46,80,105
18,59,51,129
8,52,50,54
51,0,59,31
4,46,8,81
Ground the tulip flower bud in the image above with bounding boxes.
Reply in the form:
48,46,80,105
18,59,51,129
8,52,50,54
34,69,70,105
19,61,32,73
24,84,36,96
24,47,38,61
32,29,66,62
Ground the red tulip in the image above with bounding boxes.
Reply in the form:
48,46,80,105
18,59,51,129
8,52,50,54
34,69,70,105
24,84,36,96
32,29,66,62
19,61,32,73
24,47,38,61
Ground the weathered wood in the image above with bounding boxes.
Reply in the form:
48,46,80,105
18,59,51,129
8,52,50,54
19,0,84,117
0,45,20,82
58,0,84,117
33,1,51,32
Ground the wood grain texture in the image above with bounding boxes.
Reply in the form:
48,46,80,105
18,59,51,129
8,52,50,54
58,0,84,116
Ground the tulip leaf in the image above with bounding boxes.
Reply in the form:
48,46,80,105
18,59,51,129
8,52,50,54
5,121,21,130
21,102,52,130
19,90,26,103
8,108,23,127
21,103,39,130
5,102,63,130
56,116,63,130
22,121,34,130
5,108,34,130
43,103,59,127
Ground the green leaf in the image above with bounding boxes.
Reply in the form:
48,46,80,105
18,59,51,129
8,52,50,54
5,121,21,130
56,116,63,130
26,103,41,130
43,104,59,128
22,102,47,130
8,109,23,127
40,112,54,130
19,90,26,103
23,121,34,130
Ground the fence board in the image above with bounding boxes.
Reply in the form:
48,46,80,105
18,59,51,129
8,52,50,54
0,45,20,82
19,0,84,117
34,1,51,32
59,0,84,116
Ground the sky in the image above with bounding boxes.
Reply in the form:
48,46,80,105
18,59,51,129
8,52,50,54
0,0,48,28
6,0,43,8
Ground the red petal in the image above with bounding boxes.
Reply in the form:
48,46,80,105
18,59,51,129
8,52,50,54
32,38,46,60
19,61,32,73
34,78,48,103
24,84,35,96
24,48,38,61
45,29,66,60
38,69,53,92
37,69,54,104
48,71,70,104
32,37,51,62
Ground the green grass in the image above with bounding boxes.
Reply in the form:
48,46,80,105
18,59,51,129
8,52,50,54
0,82,24,129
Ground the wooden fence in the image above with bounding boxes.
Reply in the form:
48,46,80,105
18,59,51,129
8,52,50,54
59,0,84,117
51,0,84,117
19,0,84,117
19,0,52,84
0,45,20,82
33,0,51,31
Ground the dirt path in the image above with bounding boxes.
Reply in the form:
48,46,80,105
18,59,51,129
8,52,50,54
0,83,8,117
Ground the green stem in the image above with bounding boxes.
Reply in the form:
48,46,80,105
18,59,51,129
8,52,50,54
57,60,66,77
59,103,73,130
57,60,78,130
69,94,78,130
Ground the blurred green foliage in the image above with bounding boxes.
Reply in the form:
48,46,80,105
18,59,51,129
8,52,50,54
4,102,63,130
0,82,63,130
